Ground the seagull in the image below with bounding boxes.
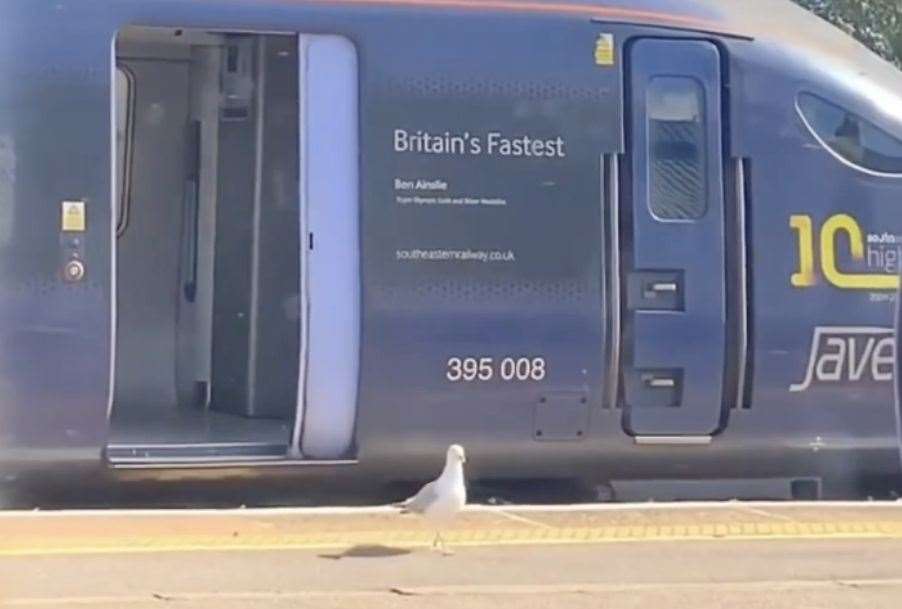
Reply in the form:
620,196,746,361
396,444,467,554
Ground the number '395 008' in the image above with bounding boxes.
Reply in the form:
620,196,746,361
446,357,546,382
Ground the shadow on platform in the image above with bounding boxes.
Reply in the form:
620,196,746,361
319,544,413,560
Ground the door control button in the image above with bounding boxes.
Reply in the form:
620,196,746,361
63,259,85,282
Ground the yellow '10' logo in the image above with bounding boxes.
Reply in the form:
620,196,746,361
790,214,899,290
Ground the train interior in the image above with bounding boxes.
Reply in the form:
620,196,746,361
109,27,304,463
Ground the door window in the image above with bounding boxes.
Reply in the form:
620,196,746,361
647,76,707,220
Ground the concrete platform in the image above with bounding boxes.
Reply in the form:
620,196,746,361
2,502,902,607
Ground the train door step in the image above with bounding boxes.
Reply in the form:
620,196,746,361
610,478,823,502
106,405,292,465
106,445,359,468
106,442,288,466
633,436,712,446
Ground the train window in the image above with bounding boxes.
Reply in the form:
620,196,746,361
647,76,707,220
798,93,902,176
115,66,134,235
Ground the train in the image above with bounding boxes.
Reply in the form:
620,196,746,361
1,0,902,503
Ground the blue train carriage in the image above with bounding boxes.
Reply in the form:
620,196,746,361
1,0,901,501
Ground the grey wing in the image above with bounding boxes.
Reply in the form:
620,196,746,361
401,480,439,514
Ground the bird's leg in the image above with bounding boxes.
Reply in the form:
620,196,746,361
437,532,454,556
431,532,440,551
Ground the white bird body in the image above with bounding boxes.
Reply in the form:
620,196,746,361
398,444,467,553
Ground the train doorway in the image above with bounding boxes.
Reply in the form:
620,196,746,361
107,27,360,464
109,29,301,462
620,39,729,438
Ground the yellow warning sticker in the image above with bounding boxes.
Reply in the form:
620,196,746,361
61,200,86,232
595,33,615,67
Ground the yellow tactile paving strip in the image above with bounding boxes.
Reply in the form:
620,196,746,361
1,505,901,557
